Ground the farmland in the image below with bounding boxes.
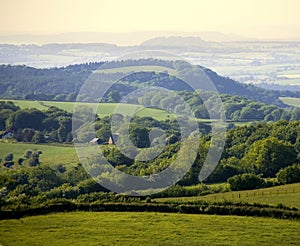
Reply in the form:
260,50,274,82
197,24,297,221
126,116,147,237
0,142,79,168
279,96,300,108
154,183,300,209
0,99,171,120
0,212,299,246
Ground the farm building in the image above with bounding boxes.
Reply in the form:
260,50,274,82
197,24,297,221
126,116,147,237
108,134,119,145
89,138,102,144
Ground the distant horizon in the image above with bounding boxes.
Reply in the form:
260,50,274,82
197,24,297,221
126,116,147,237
0,31,299,46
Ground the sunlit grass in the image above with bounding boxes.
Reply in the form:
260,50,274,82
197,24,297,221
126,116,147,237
0,212,299,246
154,183,300,209
0,142,79,168
279,97,300,108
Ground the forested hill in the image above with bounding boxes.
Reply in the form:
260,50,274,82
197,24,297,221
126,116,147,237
0,59,300,106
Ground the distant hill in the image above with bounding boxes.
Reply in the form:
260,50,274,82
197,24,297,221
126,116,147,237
0,59,300,107
0,31,251,45
141,36,206,47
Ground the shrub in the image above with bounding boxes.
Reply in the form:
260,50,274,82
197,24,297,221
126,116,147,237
276,164,300,184
227,173,266,191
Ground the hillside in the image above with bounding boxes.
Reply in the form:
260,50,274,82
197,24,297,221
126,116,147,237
1,59,300,107
141,36,206,47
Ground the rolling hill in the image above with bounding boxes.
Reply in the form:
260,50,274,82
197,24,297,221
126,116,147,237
1,59,300,107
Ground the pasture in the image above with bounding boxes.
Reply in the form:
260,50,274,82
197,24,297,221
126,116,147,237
0,142,79,168
279,96,300,108
154,183,300,209
0,99,171,120
0,212,299,245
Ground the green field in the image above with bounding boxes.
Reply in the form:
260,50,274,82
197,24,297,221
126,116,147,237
0,212,299,246
0,99,171,120
0,142,79,168
154,183,300,209
93,65,177,76
279,96,300,108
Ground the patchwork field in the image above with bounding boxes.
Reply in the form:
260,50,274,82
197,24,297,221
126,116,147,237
0,212,299,246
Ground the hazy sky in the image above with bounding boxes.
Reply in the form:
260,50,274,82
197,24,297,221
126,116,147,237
0,0,299,41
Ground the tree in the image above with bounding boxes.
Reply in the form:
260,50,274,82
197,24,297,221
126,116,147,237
7,109,46,131
129,124,150,148
17,158,24,165
32,130,45,143
241,137,297,177
107,90,121,103
4,153,13,162
24,150,32,159
3,153,14,168
28,150,42,167
228,173,266,191
0,115,5,131
28,165,63,192
276,164,300,184
22,128,35,142
57,125,67,143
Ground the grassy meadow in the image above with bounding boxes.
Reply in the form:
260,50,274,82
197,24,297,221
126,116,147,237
154,183,300,209
0,212,299,246
0,99,254,126
0,99,171,120
279,96,300,108
0,142,79,168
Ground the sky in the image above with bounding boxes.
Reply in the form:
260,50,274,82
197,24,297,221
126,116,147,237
0,0,299,44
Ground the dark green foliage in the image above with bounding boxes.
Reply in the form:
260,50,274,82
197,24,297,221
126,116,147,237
1,199,299,221
7,109,46,131
211,120,300,183
32,131,45,143
103,147,134,166
1,102,73,143
17,158,24,165
1,60,300,108
129,124,150,148
241,137,297,177
277,164,300,184
65,163,90,186
4,153,13,162
3,153,14,168
0,63,103,100
228,173,266,191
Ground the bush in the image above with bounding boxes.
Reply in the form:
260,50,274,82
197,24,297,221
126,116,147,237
276,164,300,184
227,173,266,191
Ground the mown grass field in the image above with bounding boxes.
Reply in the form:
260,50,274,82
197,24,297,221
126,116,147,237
280,96,300,108
0,99,255,126
0,99,171,120
0,212,299,246
0,142,79,168
154,183,300,209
